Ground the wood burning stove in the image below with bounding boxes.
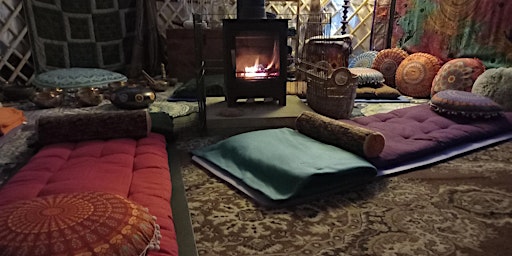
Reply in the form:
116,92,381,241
223,19,288,107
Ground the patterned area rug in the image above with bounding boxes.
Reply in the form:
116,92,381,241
175,133,512,256
360,103,421,116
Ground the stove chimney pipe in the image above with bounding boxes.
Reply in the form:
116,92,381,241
237,0,266,19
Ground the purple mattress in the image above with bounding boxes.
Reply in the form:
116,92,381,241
342,104,512,171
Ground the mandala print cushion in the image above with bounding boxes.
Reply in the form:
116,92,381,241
348,51,378,68
395,52,442,98
371,48,409,87
429,89,503,118
471,67,512,111
431,58,485,96
0,192,161,256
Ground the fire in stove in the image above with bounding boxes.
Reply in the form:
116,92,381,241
243,59,274,78
235,35,280,79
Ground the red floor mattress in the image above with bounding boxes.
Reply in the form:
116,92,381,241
0,132,178,256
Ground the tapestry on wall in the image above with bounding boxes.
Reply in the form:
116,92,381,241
372,0,512,68
371,0,394,51
23,0,137,73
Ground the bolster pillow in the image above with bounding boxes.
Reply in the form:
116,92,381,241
295,111,385,158
37,110,151,145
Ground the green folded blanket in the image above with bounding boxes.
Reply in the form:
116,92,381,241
192,128,377,201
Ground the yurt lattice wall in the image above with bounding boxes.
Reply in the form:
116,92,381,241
156,0,375,54
325,0,375,55
0,0,33,85
0,0,375,86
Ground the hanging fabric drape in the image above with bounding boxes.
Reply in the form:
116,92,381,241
129,0,163,78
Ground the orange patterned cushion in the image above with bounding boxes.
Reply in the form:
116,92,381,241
431,58,485,96
395,52,442,98
371,48,409,87
0,192,161,255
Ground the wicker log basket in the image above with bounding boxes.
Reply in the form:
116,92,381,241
299,60,358,119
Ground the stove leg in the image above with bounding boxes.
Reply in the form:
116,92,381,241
279,95,286,106
226,96,237,107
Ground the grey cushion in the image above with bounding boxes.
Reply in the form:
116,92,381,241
472,67,512,111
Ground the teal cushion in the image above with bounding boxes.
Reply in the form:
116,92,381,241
33,68,127,88
192,128,377,201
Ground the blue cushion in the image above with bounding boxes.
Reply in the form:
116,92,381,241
33,68,127,88
348,51,378,68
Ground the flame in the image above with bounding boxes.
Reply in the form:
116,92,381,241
238,40,280,79
244,57,270,78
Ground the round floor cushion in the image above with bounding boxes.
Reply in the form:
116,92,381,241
472,67,512,111
33,68,127,89
430,89,503,118
371,48,409,87
0,192,161,256
349,51,379,68
395,52,442,98
431,58,486,96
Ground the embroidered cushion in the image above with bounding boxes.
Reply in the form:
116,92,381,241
0,192,161,256
429,89,503,118
348,51,378,68
371,48,409,87
395,52,442,98
32,68,127,89
471,67,512,111
431,58,486,96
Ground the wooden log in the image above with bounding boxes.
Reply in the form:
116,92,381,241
295,111,385,158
